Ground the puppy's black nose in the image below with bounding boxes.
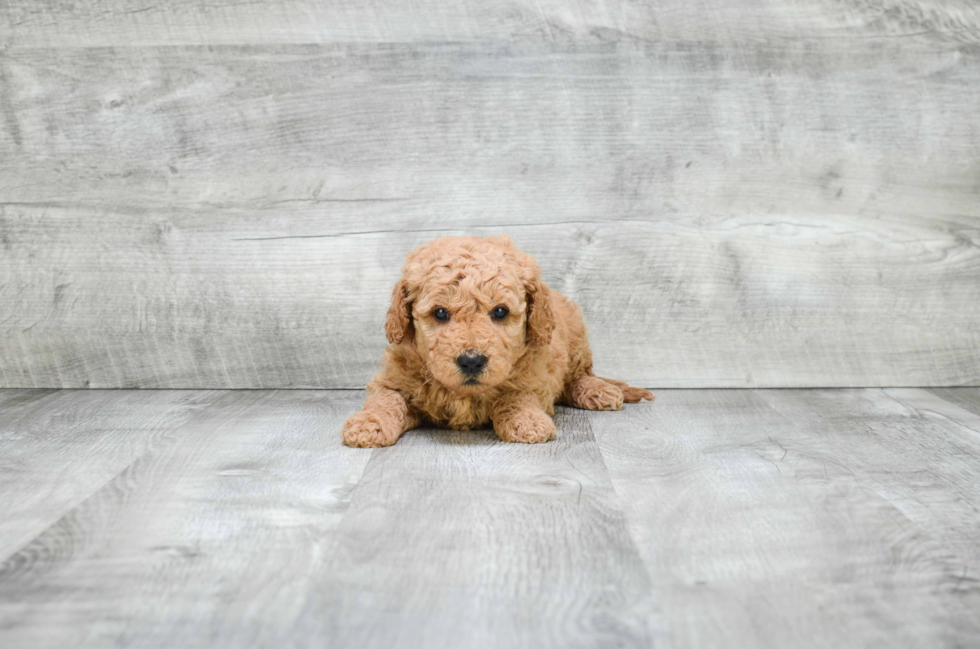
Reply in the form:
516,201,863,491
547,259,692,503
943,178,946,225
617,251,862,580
456,353,487,376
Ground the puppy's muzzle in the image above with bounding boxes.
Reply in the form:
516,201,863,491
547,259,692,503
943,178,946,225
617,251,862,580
456,352,488,377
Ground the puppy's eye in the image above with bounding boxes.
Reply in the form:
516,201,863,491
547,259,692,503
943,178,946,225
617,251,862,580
491,306,509,321
433,308,450,322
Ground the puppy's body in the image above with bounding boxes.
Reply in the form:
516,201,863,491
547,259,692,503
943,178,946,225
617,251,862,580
343,236,653,447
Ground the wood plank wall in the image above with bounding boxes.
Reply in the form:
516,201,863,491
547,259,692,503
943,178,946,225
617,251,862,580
1,1,979,388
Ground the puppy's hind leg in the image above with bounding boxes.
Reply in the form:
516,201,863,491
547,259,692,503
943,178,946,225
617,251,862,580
564,375,625,411
342,386,421,448
596,376,655,403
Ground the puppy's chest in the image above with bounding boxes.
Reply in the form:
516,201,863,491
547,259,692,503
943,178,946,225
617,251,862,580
411,384,495,430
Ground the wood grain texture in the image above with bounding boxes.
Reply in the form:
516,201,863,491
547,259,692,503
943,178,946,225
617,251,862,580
2,388,980,647
0,389,374,647
593,388,980,647
762,388,980,578
1,40,979,388
2,0,979,46
0,390,652,648
292,406,652,648
0,389,220,560
764,389,980,567
927,387,980,416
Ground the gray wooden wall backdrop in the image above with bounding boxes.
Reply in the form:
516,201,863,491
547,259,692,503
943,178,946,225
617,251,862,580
1,1,979,389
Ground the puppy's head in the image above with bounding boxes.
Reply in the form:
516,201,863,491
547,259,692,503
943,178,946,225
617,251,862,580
385,235,555,394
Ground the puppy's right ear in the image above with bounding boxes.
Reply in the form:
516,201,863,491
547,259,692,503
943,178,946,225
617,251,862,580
384,278,413,345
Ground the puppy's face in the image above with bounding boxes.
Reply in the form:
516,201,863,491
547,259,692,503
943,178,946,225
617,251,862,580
385,236,554,395
411,269,526,394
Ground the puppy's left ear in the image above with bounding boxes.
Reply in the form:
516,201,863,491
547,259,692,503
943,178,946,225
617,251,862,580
524,266,556,347
384,278,413,345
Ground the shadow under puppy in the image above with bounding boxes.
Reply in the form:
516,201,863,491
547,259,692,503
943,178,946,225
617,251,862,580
343,235,654,447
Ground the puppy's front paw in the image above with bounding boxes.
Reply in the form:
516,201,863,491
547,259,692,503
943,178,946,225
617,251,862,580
495,408,557,444
342,413,398,448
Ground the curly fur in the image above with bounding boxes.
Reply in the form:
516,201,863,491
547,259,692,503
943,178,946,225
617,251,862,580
343,235,654,447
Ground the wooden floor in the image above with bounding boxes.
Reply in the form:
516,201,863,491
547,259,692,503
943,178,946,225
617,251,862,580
1,388,979,648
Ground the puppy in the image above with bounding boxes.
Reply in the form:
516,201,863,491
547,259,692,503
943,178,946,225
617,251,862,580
342,235,654,447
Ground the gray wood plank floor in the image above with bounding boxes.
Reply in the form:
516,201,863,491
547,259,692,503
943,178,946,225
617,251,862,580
1,388,979,648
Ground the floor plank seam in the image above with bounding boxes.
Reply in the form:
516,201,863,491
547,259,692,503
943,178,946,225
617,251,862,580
0,390,234,568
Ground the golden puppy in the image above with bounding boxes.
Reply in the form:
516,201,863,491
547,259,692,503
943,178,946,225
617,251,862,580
342,235,654,447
